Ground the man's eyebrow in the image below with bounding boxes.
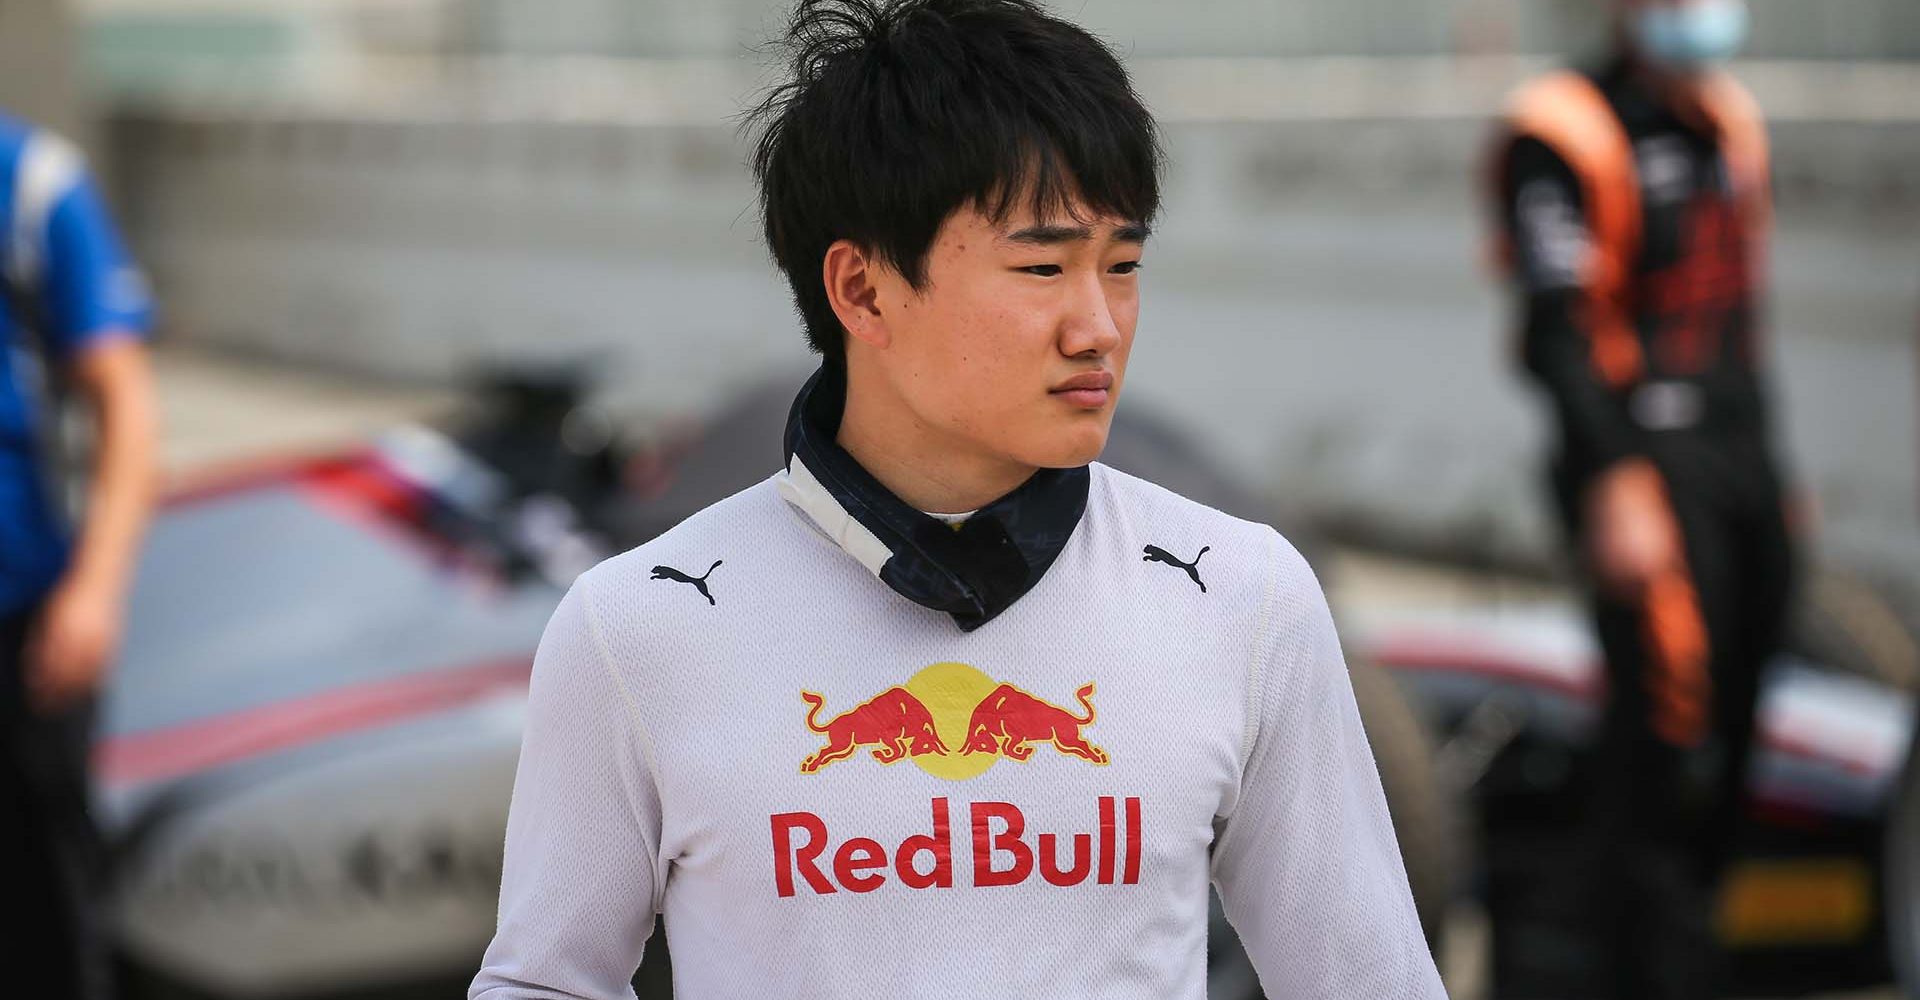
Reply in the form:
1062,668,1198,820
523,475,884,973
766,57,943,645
1001,223,1093,246
1000,221,1153,245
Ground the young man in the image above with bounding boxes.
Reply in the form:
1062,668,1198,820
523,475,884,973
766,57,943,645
0,112,159,998
1488,1,1794,997
472,1,1442,996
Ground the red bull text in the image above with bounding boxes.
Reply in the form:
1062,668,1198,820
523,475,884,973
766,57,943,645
771,796,1144,897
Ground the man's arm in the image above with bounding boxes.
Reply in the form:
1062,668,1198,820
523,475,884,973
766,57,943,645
471,576,663,1000
1502,136,1645,468
21,139,160,711
27,337,158,710
1210,533,1445,999
1501,137,1679,597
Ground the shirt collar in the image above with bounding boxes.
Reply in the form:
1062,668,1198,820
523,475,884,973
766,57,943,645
776,363,1089,632
1595,50,1691,136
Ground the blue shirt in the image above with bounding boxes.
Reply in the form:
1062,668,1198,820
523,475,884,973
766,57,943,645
0,114,153,614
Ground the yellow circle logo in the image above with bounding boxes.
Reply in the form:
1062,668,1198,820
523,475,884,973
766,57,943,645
902,661,1002,781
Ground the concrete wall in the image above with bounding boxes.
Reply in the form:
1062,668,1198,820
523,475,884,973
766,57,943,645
0,0,85,144
102,57,1920,574
428,0,1920,61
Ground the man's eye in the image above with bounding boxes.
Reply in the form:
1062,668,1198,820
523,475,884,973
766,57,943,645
1019,264,1063,277
1108,261,1143,275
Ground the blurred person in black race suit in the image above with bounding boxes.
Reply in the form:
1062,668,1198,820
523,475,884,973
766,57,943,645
0,113,159,996
1486,0,1797,997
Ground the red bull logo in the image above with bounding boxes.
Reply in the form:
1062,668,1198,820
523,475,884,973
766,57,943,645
797,662,1107,779
799,686,948,773
771,796,1143,897
960,682,1108,764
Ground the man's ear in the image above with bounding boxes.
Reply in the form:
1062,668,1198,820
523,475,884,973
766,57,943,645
823,239,890,350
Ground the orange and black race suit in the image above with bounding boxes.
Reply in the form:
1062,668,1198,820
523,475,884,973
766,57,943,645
1491,56,1797,1000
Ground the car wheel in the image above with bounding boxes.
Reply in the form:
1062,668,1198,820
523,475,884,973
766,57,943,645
1789,567,1920,692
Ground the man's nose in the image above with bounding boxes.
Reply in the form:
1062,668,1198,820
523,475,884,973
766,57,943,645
1059,275,1123,358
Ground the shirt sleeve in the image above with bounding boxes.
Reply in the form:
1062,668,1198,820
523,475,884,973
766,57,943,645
21,136,153,356
1210,532,1446,999
1500,135,1643,469
471,575,664,1000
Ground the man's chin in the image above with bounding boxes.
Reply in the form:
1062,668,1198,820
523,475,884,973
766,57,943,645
1023,426,1111,470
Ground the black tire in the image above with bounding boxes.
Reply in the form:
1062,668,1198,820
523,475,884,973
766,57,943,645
1788,566,1920,692
1349,657,1461,949
1784,568,1920,994
1890,733,1920,1000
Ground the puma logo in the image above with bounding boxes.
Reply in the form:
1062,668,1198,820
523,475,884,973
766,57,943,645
651,560,723,606
1142,544,1209,593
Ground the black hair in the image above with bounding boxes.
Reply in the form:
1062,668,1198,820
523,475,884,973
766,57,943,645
745,0,1163,363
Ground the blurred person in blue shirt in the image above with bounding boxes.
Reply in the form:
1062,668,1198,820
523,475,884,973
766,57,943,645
0,112,159,998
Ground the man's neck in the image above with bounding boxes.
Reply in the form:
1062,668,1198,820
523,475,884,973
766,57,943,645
836,370,1036,515
1617,46,1714,130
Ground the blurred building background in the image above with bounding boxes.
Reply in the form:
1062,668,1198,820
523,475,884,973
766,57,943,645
76,0,1920,65
53,0,1914,611
0,0,85,138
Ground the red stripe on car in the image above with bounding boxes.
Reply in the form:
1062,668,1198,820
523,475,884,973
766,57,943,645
97,656,532,790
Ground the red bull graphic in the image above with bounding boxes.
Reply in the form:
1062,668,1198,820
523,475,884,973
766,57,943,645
798,662,1106,779
770,796,1143,897
799,687,948,774
960,682,1108,764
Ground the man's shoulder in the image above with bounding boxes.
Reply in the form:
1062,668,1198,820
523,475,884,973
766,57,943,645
0,114,39,163
0,118,83,189
575,472,791,619
1087,462,1310,607
1089,461,1273,536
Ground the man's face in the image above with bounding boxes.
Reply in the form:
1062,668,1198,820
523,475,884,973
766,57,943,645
862,199,1146,473
1619,0,1751,73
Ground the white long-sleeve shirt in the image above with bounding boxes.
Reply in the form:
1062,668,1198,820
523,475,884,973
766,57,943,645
471,462,1444,998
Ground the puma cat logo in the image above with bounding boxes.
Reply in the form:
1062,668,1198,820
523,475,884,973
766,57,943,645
1142,545,1209,593
651,560,723,606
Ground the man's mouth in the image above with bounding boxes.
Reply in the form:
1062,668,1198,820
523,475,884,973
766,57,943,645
1050,371,1114,409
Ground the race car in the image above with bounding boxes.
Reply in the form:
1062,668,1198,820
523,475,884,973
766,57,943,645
103,371,1919,999
1353,592,1916,998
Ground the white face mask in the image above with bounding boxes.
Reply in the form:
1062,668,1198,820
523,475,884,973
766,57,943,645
1633,0,1751,73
